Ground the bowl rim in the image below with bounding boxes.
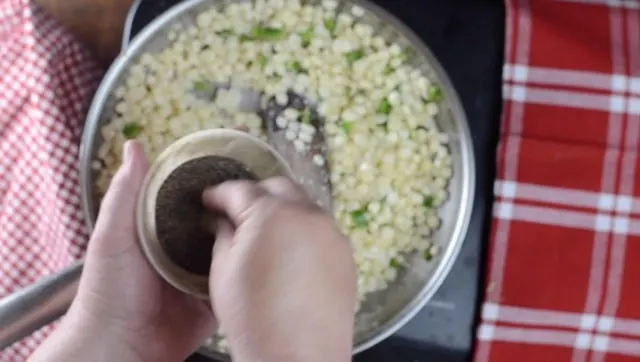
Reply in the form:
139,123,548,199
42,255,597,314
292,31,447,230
79,0,476,356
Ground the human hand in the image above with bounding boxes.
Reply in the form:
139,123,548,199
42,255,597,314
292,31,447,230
30,141,215,362
203,178,357,362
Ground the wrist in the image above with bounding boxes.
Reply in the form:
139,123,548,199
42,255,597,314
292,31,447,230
28,307,145,362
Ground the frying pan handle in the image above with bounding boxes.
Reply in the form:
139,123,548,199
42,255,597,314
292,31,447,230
121,0,145,52
0,261,83,349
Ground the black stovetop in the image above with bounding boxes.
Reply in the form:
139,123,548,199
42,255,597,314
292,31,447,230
124,1,505,361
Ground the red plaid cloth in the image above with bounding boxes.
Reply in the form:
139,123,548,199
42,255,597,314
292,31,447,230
475,0,640,361
0,0,101,360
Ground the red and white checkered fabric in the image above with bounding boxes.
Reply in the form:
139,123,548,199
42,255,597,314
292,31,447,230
475,0,640,361
0,0,101,360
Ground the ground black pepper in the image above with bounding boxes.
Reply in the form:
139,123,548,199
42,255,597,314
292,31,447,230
155,155,258,275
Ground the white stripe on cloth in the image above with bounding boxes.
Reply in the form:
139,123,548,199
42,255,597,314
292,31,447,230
477,323,640,357
577,5,630,357
503,65,640,95
482,303,640,337
630,8,640,78
494,201,640,235
593,6,640,362
503,85,640,116
494,181,640,214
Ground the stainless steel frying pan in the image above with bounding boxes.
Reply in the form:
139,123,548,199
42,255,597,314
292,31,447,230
0,0,474,356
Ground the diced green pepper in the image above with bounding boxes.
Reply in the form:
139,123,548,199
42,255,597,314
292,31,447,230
399,48,413,63
426,85,442,102
378,98,392,115
423,249,434,261
300,28,314,47
384,64,395,75
345,49,364,64
193,80,210,92
341,120,352,134
390,258,404,269
300,108,313,124
351,209,369,227
422,195,435,208
122,122,143,139
245,26,285,41
257,54,269,68
287,60,306,74
324,18,337,34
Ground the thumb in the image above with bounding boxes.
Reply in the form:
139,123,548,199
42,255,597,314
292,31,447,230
89,141,149,256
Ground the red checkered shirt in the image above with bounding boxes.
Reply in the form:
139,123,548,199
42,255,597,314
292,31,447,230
0,0,101,360
475,0,640,361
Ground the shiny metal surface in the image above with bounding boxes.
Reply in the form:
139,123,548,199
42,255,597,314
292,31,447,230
122,0,144,52
0,261,82,349
79,0,475,357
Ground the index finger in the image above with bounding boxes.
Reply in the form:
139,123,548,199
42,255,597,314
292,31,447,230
202,180,265,226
